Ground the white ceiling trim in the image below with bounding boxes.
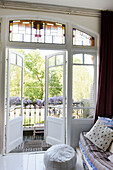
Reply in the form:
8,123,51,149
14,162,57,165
0,1,100,17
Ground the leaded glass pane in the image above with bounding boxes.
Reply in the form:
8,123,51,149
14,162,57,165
9,20,31,42
73,28,95,46
32,20,45,43
9,20,66,44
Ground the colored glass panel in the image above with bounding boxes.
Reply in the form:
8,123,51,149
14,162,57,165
73,28,95,46
9,20,66,44
9,20,31,42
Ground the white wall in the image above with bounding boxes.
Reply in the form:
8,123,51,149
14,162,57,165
0,8,100,33
71,119,94,149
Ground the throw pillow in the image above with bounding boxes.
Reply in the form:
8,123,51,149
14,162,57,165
98,116,113,129
85,119,113,151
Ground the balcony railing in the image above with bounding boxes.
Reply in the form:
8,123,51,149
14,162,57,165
23,105,44,127
8,96,94,129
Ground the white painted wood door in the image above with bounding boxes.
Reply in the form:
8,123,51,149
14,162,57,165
45,52,66,145
6,49,24,153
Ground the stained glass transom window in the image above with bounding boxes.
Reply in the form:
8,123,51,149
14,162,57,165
9,20,65,44
73,28,95,46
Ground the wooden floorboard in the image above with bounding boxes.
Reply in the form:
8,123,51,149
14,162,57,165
0,150,83,170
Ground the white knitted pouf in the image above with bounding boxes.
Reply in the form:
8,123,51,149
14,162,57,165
44,144,77,170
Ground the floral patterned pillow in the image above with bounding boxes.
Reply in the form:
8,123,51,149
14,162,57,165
85,119,113,151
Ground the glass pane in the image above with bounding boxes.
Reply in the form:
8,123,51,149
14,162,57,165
48,66,63,117
56,55,63,65
17,55,22,67
73,28,95,46
73,65,94,109
49,56,55,66
9,20,65,44
48,107,63,118
9,20,31,42
72,108,94,119
84,54,94,64
9,65,21,119
9,107,21,120
32,20,44,43
10,53,16,65
73,54,83,64
45,22,65,44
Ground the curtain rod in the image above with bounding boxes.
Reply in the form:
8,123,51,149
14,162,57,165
0,1,101,17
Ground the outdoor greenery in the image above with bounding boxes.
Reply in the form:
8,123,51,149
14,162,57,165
10,65,21,98
24,50,45,101
9,49,94,119
10,49,63,103
49,67,63,97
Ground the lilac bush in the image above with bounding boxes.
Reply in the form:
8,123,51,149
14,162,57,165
9,96,63,107
49,96,63,105
10,96,21,106
37,99,44,109
23,98,32,105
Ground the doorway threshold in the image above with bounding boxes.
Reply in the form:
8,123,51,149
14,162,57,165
10,140,51,153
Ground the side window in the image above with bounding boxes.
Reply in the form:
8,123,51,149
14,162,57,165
72,53,95,119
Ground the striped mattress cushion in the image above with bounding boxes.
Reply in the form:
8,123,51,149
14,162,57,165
98,116,113,129
80,132,113,170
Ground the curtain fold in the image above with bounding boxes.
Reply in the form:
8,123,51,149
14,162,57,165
95,11,113,121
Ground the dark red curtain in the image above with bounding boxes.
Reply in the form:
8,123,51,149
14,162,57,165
95,11,113,121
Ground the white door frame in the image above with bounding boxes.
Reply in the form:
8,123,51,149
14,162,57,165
0,17,98,154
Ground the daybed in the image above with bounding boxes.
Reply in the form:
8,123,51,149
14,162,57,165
79,132,113,170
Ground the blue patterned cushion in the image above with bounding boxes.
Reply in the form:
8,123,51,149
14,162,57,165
98,116,113,129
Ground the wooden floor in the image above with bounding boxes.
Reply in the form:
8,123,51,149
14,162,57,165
0,150,84,170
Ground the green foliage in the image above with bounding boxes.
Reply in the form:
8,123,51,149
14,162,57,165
13,49,63,102
10,65,21,97
10,49,94,120
73,65,93,101
23,50,45,101
49,68,63,97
